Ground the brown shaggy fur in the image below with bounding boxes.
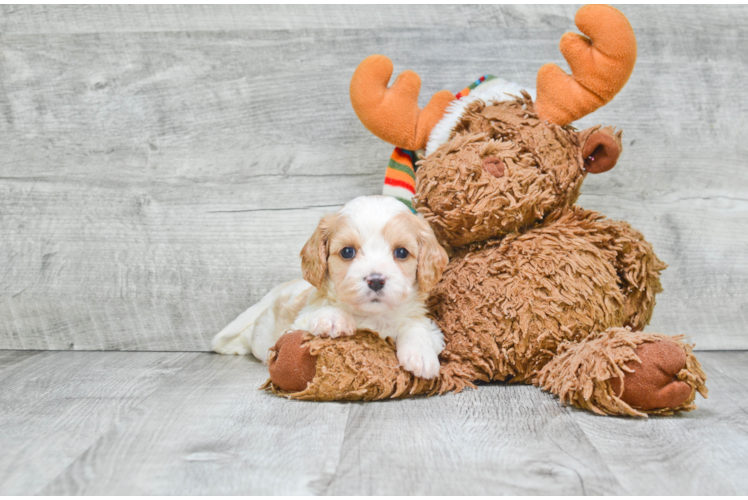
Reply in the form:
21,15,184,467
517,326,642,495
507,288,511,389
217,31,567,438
265,95,708,416
418,94,587,248
263,330,438,401
536,328,707,417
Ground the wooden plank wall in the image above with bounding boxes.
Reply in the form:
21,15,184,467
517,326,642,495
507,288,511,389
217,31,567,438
1,5,746,351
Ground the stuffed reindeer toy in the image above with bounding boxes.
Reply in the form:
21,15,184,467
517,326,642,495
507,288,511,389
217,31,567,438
262,4,707,417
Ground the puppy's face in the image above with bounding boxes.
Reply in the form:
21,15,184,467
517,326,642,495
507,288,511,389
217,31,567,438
300,196,448,314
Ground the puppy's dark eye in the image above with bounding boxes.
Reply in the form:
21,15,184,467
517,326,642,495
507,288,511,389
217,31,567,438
340,247,356,260
394,247,409,259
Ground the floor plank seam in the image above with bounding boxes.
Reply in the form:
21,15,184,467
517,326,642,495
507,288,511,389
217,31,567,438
32,352,201,495
319,403,354,495
565,408,632,495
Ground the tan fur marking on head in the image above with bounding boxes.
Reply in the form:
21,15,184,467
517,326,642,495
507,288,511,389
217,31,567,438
384,212,448,294
382,212,420,287
414,215,449,293
300,213,341,289
326,216,362,299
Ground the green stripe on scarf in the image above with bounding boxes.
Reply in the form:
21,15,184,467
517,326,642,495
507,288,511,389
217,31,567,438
387,159,416,179
395,197,415,212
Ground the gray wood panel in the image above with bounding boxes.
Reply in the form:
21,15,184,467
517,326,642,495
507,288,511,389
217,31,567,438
1,5,743,33
0,350,41,374
1,5,746,350
570,351,748,495
38,354,352,495
0,5,477,33
325,385,622,495
0,350,745,495
0,350,197,495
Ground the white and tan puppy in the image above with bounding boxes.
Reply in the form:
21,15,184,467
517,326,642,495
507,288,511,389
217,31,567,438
212,195,449,378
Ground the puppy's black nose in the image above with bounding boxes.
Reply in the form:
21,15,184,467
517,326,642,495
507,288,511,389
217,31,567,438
366,274,386,292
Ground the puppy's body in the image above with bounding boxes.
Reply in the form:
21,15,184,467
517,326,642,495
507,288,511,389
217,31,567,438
212,196,449,379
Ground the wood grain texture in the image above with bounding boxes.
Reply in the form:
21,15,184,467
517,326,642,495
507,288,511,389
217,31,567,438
0,350,197,495
0,350,743,495
0,5,746,350
324,386,621,495
0,4,477,33
38,353,352,495
0,350,41,374
1,5,745,33
569,351,748,495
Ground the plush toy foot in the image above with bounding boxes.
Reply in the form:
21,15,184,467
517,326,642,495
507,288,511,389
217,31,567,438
262,329,439,401
536,327,708,417
610,340,692,411
267,330,318,392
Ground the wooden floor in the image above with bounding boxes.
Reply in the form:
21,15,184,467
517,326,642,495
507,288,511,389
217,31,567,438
0,350,746,495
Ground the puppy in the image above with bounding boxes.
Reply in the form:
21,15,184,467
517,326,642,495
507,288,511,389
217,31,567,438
212,195,449,378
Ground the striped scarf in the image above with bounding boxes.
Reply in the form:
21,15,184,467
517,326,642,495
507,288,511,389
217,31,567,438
382,75,496,212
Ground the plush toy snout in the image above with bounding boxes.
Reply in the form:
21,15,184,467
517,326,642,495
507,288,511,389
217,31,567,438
482,156,506,178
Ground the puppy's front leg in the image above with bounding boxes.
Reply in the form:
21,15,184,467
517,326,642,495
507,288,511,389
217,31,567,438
396,319,445,379
292,306,357,338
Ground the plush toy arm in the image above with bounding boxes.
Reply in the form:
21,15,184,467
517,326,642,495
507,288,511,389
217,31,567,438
535,327,707,417
264,329,438,401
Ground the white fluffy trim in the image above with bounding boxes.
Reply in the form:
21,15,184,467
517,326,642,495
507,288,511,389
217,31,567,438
424,79,536,157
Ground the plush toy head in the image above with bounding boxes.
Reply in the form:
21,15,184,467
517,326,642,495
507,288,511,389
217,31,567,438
349,4,636,246
415,97,623,247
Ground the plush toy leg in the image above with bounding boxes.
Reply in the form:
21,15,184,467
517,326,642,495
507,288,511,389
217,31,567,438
592,218,667,331
535,327,707,417
262,329,438,401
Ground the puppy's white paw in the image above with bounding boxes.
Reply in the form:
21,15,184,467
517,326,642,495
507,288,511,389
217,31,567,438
308,309,356,338
397,343,441,379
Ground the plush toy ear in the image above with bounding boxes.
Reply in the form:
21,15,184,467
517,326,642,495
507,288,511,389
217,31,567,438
300,214,338,289
582,127,622,174
413,215,449,293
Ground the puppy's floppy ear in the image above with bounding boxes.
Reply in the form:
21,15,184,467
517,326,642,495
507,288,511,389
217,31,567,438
413,215,449,293
300,214,338,289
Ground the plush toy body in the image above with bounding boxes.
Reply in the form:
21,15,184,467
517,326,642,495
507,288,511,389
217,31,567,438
263,5,707,416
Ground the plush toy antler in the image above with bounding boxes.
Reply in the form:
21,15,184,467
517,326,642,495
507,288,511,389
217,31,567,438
350,6,636,148
349,55,456,151
535,4,637,126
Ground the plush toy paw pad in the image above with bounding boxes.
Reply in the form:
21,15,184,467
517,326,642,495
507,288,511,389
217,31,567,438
267,330,318,392
610,340,692,411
